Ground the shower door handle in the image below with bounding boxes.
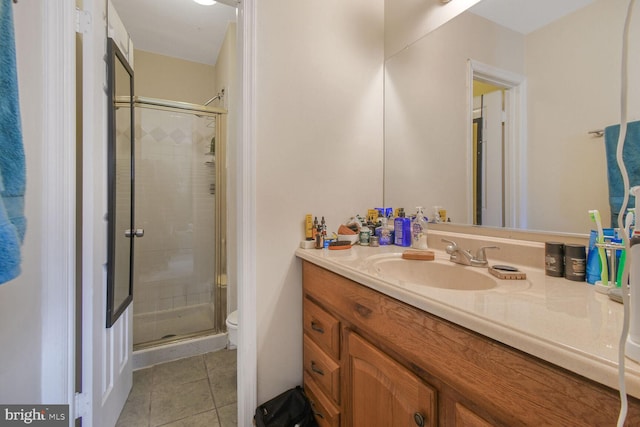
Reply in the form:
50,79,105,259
125,228,145,238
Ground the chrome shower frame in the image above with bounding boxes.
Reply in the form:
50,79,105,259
132,96,228,348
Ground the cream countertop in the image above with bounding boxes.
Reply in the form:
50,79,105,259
295,231,640,399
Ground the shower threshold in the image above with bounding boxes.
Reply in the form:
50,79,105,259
133,328,223,352
132,328,229,370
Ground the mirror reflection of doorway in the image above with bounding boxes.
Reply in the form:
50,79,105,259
469,60,525,229
473,80,506,227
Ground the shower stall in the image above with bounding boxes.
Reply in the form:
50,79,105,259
131,97,227,359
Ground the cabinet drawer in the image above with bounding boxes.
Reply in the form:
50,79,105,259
304,372,340,427
304,334,340,404
304,297,340,359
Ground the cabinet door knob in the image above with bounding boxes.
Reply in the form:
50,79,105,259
414,412,425,427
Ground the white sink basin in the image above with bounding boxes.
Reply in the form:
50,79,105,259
365,254,497,291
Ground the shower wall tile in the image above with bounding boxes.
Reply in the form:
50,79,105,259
173,296,187,309
158,297,174,312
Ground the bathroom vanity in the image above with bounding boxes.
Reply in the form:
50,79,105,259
297,230,640,426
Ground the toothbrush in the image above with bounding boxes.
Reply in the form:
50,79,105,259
589,210,609,286
618,210,634,286
627,208,636,238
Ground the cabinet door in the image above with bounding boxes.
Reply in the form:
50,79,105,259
347,332,436,427
453,402,494,427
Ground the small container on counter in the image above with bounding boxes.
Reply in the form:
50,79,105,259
545,242,564,277
564,244,586,281
359,227,371,246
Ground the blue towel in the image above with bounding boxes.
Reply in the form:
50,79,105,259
0,0,26,285
605,120,640,228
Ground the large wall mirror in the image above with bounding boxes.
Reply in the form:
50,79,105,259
384,0,640,234
106,37,136,328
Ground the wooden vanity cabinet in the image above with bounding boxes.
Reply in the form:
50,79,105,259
346,331,437,426
301,260,640,426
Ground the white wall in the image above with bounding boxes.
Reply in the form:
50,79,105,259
215,23,238,314
525,0,640,232
385,0,482,59
384,12,524,224
254,0,384,402
0,1,44,403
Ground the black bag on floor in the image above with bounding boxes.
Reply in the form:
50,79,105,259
254,386,318,427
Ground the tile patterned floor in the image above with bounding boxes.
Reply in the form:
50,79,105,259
116,349,237,427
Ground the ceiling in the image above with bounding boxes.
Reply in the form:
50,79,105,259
110,0,595,66
110,0,238,66
469,0,595,34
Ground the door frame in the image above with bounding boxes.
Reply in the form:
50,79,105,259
467,59,526,229
45,0,259,424
237,0,258,424
40,0,77,412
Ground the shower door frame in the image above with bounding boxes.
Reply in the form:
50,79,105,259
133,97,228,342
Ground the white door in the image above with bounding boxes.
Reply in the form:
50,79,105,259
78,1,132,425
481,90,504,227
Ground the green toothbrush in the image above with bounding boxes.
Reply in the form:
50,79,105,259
589,210,608,286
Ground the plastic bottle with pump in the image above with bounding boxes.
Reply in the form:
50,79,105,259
394,209,411,247
411,207,429,250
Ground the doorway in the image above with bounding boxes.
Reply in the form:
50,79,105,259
473,83,505,227
468,60,526,228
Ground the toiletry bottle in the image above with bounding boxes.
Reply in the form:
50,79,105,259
411,207,429,250
305,214,313,241
376,217,394,245
394,209,412,247
312,217,319,240
321,216,327,237
359,226,371,246
315,224,324,249
545,242,565,278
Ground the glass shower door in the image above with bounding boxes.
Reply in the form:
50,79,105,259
132,104,220,348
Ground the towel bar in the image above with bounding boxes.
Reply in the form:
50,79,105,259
589,129,604,138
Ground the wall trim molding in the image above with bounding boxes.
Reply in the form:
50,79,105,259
40,0,76,410
237,0,258,424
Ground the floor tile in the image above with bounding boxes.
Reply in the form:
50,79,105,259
130,368,153,397
116,349,237,427
205,348,237,375
116,391,151,427
209,369,237,408
156,409,220,427
217,403,238,427
152,355,207,388
150,378,214,426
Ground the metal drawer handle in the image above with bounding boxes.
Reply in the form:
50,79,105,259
414,412,425,427
309,399,325,419
311,361,324,376
310,321,324,334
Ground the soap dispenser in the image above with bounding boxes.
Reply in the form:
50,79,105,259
411,207,429,250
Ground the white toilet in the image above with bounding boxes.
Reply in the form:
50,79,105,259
226,310,238,350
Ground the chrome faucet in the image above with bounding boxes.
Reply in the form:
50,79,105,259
441,239,499,267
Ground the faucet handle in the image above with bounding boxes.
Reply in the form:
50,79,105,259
441,239,458,254
475,246,499,262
